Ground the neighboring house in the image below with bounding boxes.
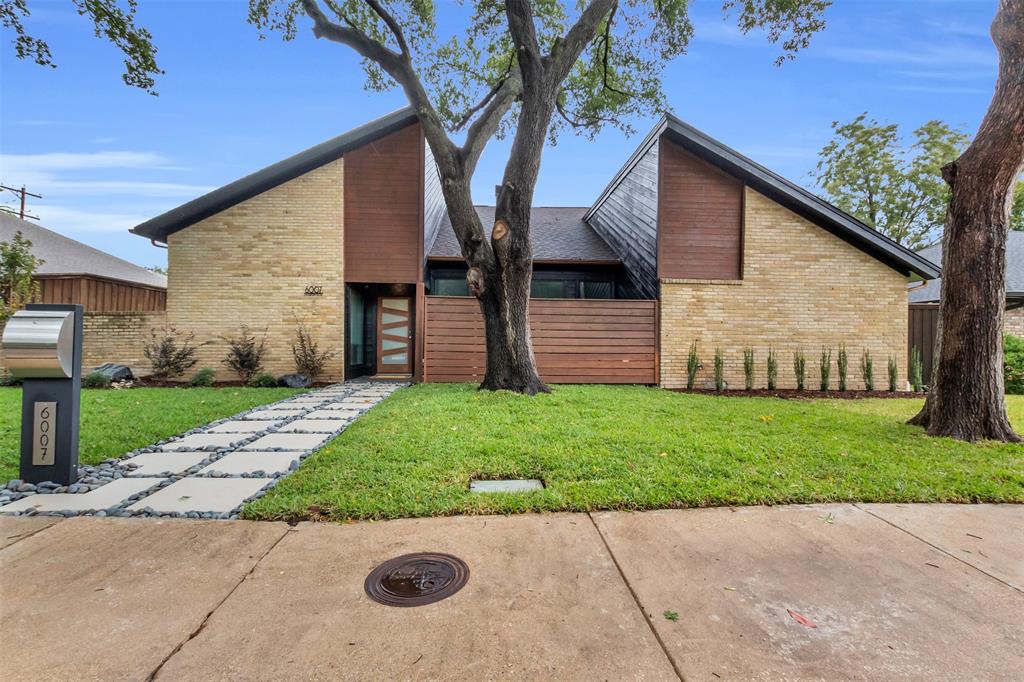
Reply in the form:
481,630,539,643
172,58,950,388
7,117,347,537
1,213,167,312
908,232,1024,382
0,213,168,375
130,108,938,387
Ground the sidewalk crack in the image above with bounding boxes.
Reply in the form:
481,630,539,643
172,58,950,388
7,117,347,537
854,504,1023,596
587,512,685,681
146,525,293,680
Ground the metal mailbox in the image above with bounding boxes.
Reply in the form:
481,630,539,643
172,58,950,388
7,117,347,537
1,304,83,485
2,309,77,379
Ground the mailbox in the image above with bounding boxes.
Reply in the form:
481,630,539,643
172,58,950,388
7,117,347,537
2,309,77,379
0,304,83,485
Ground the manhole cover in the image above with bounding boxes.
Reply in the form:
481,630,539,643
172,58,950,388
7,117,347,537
364,553,469,607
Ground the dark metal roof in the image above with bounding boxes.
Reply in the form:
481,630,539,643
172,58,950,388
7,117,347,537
428,206,620,263
910,231,1024,303
585,114,941,280
1,213,167,288
130,107,419,242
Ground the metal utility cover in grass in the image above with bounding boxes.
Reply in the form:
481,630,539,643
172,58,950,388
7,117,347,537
470,479,545,493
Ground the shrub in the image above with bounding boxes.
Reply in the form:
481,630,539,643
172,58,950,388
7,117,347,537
743,347,755,390
819,347,832,391
909,347,924,392
793,350,806,391
888,356,899,392
83,371,111,389
190,367,216,387
766,347,778,390
686,341,699,390
1004,334,1024,394
248,372,278,388
144,327,203,380
221,325,268,383
861,350,874,391
713,348,725,391
837,344,849,392
0,230,43,324
0,370,20,387
292,324,336,380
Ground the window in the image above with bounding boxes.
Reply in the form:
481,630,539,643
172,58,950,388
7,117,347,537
433,278,469,296
347,288,365,366
580,281,614,299
530,280,566,299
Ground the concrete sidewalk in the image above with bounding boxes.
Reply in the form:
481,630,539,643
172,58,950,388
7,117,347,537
1,504,1021,681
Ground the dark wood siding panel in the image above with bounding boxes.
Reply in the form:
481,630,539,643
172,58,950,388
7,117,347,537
423,296,656,384
658,137,744,280
422,141,446,264
587,142,659,299
35,275,166,312
344,123,423,283
908,303,939,384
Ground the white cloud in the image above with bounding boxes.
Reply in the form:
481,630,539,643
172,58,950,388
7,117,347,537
1,150,174,175
820,44,995,68
31,205,153,233
38,180,213,197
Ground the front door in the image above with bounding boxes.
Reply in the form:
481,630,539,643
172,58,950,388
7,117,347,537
376,296,412,375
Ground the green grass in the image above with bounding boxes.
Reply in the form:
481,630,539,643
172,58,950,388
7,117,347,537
243,383,1024,521
0,386,304,481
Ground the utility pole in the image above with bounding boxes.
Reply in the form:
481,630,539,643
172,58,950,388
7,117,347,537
0,184,43,221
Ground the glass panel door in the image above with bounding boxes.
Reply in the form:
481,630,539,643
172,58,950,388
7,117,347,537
376,296,412,374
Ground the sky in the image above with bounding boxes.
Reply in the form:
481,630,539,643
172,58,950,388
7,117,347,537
0,0,1001,270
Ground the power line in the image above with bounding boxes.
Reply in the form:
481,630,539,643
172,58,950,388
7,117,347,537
0,184,42,221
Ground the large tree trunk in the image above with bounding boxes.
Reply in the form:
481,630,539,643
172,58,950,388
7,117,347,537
909,0,1024,441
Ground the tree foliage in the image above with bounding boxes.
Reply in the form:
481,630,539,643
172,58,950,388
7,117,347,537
2,0,161,92
1012,180,1024,231
0,230,43,324
814,113,969,250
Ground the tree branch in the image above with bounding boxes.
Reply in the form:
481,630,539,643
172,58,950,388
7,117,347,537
462,68,523,173
555,94,615,128
362,0,411,58
301,0,405,74
547,0,616,86
504,0,543,88
453,52,516,131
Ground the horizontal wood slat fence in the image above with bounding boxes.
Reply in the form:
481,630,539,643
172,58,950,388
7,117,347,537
423,296,658,384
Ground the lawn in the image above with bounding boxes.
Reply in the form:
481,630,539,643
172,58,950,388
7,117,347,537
244,383,1024,521
0,386,305,481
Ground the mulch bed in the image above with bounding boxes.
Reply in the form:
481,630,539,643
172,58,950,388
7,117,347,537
672,388,927,400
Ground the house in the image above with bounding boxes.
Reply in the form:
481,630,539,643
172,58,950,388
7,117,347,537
908,232,1024,382
1,213,166,311
130,108,938,388
0,213,168,375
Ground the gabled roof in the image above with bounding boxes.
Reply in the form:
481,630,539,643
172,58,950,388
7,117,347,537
130,107,419,243
429,206,620,263
910,232,1024,303
585,114,940,280
1,213,166,289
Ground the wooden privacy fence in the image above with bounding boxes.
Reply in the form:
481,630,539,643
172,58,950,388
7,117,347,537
423,296,658,384
908,303,939,385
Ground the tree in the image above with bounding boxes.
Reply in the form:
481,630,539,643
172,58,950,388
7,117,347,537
2,0,161,92
0,230,43,323
814,114,969,250
908,0,1024,442
250,0,830,394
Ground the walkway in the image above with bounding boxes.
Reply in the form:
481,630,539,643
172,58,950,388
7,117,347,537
0,381,403,519
1,503,1021,680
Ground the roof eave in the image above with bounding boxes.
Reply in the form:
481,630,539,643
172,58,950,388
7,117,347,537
130,107,419,242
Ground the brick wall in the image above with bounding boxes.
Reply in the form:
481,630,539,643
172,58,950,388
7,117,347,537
660,187,909,390
1,312,166,375
166,158,345,380
1005,308,1024,337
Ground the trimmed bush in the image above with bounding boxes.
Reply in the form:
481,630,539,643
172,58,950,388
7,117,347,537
837,344,849,392
766,347,778,390
793,350,806,391
686,341,699,390
221,325,268,383
248,372,279,388
144,327,204,379
861,350,874,391
819,347,832,391
0,370,20,387
743,347,755,390
888,356,899,392
83,371,111,389
1005,333,1024,394
713,348,725,391
190,367,216,387
910,347,924,392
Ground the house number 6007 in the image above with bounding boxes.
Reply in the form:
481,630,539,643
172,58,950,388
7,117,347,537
33,402,57,466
